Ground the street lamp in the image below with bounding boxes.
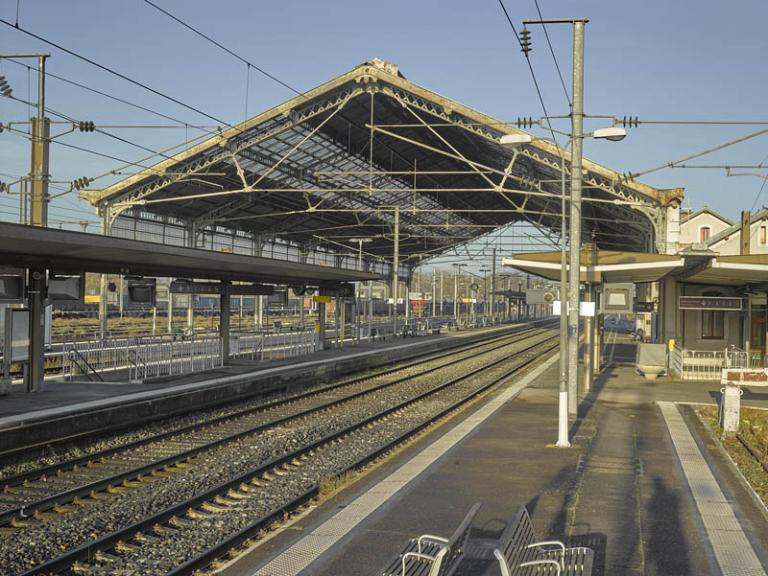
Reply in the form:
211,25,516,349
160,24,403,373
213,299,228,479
502,127,625,447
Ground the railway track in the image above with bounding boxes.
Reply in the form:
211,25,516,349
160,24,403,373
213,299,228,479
0,326,548,528
0,323,548,477
1,327,557,575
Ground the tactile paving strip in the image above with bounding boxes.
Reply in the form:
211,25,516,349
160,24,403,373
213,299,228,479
658,401,767,576
251,353,560,576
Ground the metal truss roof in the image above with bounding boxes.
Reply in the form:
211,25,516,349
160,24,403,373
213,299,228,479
84,59,684,268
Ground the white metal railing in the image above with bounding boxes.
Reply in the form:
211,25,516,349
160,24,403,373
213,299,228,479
230,330,319,361
668,344,768,381
62,337,223,382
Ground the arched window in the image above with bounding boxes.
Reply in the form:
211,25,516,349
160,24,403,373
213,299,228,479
699,226,711,242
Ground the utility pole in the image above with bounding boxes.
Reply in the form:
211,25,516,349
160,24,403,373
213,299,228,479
432,272,437,317
566,20,587,418
391,206,400,336
526,19,587,420
1,53,50,392
18,53,50,228
491,248,497,322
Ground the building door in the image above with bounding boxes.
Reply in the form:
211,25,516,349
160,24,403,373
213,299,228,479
750,303,767,354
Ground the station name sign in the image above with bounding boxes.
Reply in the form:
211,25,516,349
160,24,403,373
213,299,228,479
679,296,742,311
170,280,274,296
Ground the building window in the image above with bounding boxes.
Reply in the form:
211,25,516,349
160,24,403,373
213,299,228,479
701,291,724,340
699,226,711,242
760,225,767,246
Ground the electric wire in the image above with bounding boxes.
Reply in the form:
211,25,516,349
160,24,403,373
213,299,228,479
140,0,305,98
5,57,215,131
532,0,571,107
0,17,231,126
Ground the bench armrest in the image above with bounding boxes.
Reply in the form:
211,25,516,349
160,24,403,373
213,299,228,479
528,540,566,555
529,540,566,569
417,534,449,553
493,549,513,576
519,559,562,576
401,548,446,576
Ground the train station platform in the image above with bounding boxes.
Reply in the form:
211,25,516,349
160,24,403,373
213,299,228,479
0,323,528,451
220,339,768,576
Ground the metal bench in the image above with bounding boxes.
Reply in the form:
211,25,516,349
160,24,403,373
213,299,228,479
378,502,481,576
490,506,593,576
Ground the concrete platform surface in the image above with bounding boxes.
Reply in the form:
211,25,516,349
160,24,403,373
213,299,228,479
0,324,520,423
220,341,768,576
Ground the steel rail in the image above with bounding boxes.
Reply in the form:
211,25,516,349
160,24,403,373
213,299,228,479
0,321,549,462
168,336,559,576
0,326,552,526
18,333,557,576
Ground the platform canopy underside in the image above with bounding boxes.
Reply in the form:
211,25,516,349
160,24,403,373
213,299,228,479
85,61,679,271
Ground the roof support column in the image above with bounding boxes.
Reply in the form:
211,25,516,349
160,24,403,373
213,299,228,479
391,206,399,337
99,207,112,342
27,267,46,392
220,280,231,364
186,221,197,333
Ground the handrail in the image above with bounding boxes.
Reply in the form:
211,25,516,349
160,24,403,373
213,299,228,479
67,349,105,382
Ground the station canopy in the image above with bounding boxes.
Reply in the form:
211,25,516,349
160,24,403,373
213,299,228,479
0,222,377,285
83,59,682,267
504,248,685,284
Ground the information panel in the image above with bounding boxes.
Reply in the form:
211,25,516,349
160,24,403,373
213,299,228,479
679,296,742,311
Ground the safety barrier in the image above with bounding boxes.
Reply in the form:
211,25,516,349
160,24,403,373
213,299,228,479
670,345,767,381
230,331,319,361
62,337,223,382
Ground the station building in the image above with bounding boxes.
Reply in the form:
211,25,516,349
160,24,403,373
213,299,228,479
504,205,768,380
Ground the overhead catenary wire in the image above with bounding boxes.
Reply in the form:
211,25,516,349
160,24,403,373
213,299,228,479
5,57,217,132
532,0,571,108
0,17,231,126
140,0,305,98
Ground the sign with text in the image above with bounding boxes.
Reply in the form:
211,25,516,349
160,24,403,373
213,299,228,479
634,301,655,313
679,296,742,311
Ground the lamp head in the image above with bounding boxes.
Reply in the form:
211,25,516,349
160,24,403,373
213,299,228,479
592,127,627,142
499,133,534,146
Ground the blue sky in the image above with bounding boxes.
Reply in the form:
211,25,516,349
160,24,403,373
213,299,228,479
1,0,767,230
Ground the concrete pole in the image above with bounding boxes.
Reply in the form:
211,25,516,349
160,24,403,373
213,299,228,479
439,271,444,317
432,272,437,317
583,284,593,391
453,266,461,321
567,20,586,418
491,248,497,322
391,207,400,336
29,55,49,228
557,138,570,447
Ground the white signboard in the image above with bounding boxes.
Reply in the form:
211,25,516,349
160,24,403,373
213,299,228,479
552,300,595,317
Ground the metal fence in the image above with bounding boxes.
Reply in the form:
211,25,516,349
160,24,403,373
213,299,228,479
62,337,223,382
670,345,768,381
230,331,319,361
